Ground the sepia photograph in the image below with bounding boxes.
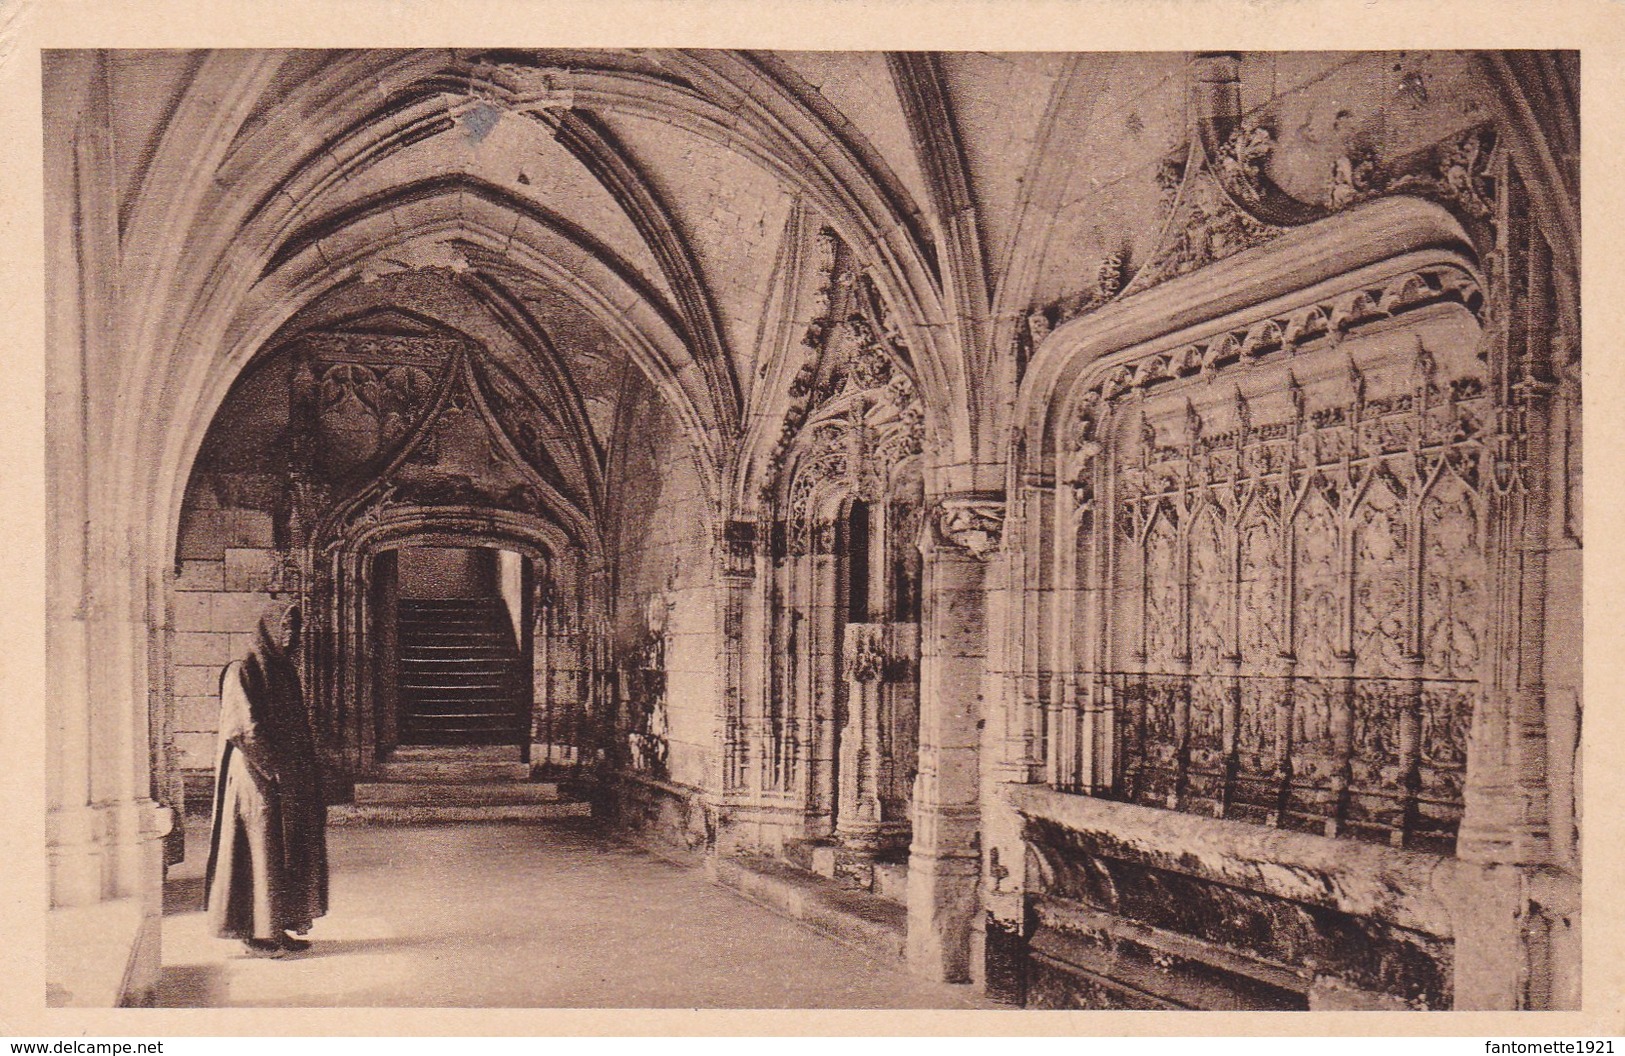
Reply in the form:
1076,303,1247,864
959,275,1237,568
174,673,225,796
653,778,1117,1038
16,9,1609,1033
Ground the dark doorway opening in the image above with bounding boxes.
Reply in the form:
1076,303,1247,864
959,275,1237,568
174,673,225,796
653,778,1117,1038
374,545,533,753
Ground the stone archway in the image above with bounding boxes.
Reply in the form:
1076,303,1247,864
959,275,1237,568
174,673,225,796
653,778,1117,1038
311,509,607,787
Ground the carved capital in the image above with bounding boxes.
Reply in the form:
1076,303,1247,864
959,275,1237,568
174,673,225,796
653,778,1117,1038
934,496,1006,560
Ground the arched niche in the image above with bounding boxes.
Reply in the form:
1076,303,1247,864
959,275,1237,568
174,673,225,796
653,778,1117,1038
1007,188,1575,1009
313,507,607,783
1016,195,1500,846
746,389,925,874
170,299,608,799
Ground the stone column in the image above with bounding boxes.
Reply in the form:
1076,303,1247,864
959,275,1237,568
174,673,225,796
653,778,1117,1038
717,520,757,796
835,622,889,853
45,61,173,1004
974,466,1055,1001
975,538,1030,998
907,495,1000,982
1450,206,1572,1009
805,522,838,836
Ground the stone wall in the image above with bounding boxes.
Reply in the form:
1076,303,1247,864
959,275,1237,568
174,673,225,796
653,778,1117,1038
1013,787,1472,1009
606,380,720,797
1002,131,1581,1007
171,509,289,805
397,545,497,599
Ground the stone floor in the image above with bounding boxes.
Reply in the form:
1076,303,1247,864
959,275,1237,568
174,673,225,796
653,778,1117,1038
157,817,993,1008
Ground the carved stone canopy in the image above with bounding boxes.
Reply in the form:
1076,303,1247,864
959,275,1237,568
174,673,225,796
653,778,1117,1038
1056,260,1484,460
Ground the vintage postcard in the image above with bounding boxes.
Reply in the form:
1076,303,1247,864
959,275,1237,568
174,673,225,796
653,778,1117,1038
4,0,1620,1038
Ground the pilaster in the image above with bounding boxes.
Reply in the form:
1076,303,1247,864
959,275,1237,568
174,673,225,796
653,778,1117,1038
906,494,1000,982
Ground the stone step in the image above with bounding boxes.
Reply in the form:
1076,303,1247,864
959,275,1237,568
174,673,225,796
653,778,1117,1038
401,678,514,692
401,720,523,732
401,703,515,715
709,856,906,964
400,730,527,744
353,780,562,805
400,658,513,671
397,624,504,632
400,689,519,702
402,690,516,701
374,759,531,782
396,623,497,633
400,728,526,742
398,698,516,714
401,644,512,657
396,727,523,744
399,610,500,617
388,745,523,762
397,622,504,632
328,801,592,825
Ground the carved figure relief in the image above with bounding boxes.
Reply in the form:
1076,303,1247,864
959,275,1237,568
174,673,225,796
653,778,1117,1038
627,581,674,778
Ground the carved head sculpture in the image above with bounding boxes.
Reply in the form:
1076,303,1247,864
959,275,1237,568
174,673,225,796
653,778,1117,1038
938,499,1006,560
1026,309,1053,347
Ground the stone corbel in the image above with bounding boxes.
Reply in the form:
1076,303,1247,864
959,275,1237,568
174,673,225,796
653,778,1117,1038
934,496,1006,560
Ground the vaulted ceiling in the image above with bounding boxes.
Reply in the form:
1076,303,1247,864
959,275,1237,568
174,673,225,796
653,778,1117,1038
97,47,1518,529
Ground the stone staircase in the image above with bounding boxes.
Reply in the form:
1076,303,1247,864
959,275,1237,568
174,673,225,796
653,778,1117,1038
397,597,527,746
330,745,593,825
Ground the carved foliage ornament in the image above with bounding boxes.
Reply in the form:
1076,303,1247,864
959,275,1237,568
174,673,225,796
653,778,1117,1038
1028,118,1497,348
1327,125,1498,225
302,331,462,368
762,237,924,531
1028,141,1283,345
1131,165,1284,295
759,227,843,510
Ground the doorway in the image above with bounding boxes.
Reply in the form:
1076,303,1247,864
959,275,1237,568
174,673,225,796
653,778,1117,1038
372,545,532,753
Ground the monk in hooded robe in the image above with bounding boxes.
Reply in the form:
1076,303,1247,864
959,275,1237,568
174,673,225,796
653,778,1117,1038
204,604,329,956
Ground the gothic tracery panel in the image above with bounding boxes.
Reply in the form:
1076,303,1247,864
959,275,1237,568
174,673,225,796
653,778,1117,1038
1184,503,1231,813
1077,278,1492,850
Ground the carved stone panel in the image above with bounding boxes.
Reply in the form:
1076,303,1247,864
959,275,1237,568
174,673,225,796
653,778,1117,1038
1091,303,1490,851
294,325,457,482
